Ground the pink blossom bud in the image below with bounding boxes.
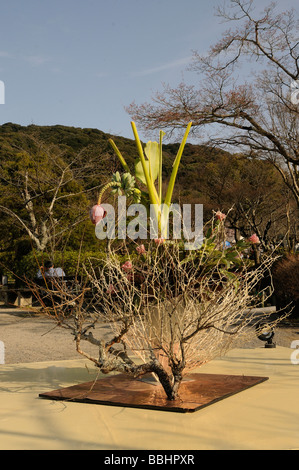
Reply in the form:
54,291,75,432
215,211,226,221
154,238,164,245
107,284,117,294
136,244,146,254
121,261,133,272
90,204,106,225
248,234,260,244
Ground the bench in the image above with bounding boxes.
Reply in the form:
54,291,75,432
0,285,33,307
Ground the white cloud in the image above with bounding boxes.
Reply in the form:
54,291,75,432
133,56,192,77
0,51,12,58
22,55,51,66
95,71,108,79
0,51,51,66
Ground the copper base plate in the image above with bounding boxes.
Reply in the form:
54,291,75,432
39,373,269,413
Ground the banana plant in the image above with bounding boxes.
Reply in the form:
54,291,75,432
108,121,192,239
90,171,141,225
95,171,141,204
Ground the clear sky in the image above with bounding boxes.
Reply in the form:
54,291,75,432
0,0,298,141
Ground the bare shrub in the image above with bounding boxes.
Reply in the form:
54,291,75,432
28,233,281,401
273,254,299,302
272,254,299,317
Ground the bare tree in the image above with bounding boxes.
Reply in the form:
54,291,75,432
28,222,281,401
0,136,111,252
193,151,297,248
127,0,299,209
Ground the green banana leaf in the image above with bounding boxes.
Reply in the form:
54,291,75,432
135,141,160,187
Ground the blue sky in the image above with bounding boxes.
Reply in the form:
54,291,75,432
0,0,298,141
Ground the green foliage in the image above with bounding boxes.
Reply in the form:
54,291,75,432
0,121,297,276
110,122,192,238
135,141,160,186
13,250,107,280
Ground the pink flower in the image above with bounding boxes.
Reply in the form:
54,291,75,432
136,244,146,254
248,234,260,244
154,238,164,245
90,204,106,225
107,284,117,295
215,211,226,221
121,261,133,272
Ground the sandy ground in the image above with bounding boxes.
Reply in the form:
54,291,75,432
0,307,112,364
0,306,299,365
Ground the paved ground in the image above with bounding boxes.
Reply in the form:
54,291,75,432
0,307,299,364
0,307,113,364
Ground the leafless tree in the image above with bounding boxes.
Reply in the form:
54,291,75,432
28,232,282,401
127,0,299,209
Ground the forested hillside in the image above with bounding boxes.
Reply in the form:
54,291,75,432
0,122,297,278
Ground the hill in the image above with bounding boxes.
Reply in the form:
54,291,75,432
0,121,293,259
0,121,230,199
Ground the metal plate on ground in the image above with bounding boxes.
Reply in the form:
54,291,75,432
39,373,269,413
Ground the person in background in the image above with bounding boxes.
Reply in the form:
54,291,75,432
36,260,65,279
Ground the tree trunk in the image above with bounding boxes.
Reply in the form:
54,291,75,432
151,362,182,400
252,244,260,266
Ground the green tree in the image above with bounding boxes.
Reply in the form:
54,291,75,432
0,136,91,252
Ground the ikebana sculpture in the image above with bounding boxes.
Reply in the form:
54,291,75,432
37,122,282,409
90,121,192,241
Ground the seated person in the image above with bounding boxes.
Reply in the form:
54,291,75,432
36,260,65,279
